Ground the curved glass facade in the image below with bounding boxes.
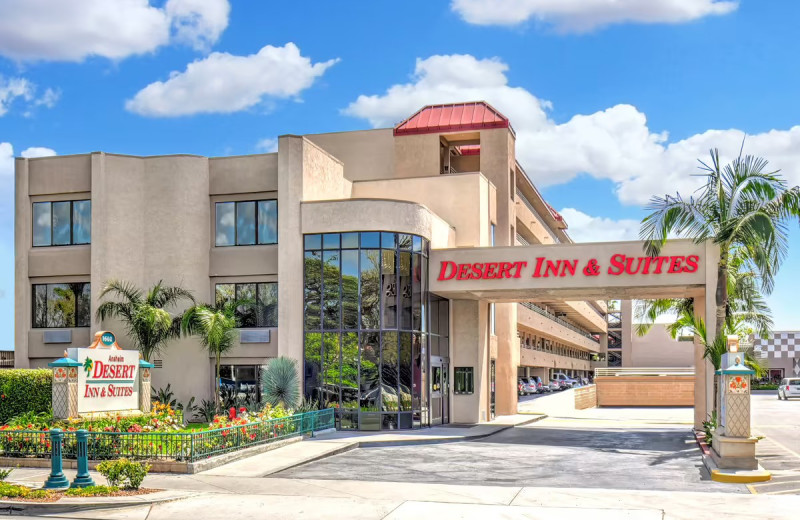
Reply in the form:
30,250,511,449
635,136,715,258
303,232,430,430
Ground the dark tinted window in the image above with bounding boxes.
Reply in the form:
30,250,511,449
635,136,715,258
32,283,91,328
215,199,278,247
32,200,91,246
215,282,278,328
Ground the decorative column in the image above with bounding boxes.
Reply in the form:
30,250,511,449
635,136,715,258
702,340,773,486
48,356,81,420
43,429,70,490
139,359,154,414
71,429,95,488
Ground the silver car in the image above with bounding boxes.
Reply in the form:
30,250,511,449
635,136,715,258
778,378,800,400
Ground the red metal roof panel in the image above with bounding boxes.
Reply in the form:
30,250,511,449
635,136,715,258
394,101,510,136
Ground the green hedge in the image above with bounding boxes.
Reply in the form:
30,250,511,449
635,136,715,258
0,369,52,424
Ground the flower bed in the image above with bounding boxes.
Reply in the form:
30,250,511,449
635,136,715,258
0,408,334,463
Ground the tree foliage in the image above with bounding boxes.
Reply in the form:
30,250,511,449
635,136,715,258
641,147,800,338
96,280,194,362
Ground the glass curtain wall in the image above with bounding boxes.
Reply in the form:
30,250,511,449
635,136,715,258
303,232,430,430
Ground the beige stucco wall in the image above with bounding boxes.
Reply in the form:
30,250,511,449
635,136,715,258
209,154,278,195
306,129,395,182
627,323,695,368
351,173,490,248
301,199,454,246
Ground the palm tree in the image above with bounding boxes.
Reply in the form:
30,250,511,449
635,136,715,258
641,148,800,339
635,247,774,339
181,299,243,408
96,280,195,362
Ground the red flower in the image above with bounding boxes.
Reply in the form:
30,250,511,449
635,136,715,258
239,407,247,413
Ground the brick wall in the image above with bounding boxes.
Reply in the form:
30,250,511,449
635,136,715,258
574,385,597,410
595,376,694,406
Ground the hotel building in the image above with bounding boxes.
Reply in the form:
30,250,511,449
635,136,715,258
15,101,608,429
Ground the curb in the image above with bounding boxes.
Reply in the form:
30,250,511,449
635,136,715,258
0,490,199,515
693,431,772,484
709,468,772,484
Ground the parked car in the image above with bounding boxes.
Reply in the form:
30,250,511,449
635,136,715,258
522,377,541,394
518,378,536,396
778,378,800,400
553,373,578,388
532,376,549,393
549,379,563,391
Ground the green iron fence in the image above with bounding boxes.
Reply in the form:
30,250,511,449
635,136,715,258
0,408,334,463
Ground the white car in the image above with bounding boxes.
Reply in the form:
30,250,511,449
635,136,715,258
778,378,800,400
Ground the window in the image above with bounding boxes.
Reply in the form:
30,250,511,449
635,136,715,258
490,223,496,247
215,200,277,246
32,283,90,328
33,200,91,246
215,282,278,327
454,367,474,395
489,303,496,336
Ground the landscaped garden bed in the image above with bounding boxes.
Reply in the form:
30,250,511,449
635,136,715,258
1,404,334,463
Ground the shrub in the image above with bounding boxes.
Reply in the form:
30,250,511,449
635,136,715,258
65,485,119,497
261,357,300,409
0,481,51,499
0,468,11,481
0,369,51,424
97,459,150,489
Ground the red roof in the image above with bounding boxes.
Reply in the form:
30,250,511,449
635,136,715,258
394,102,510,136
456,144,480,155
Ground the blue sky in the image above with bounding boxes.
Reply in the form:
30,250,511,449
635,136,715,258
2,0,800,349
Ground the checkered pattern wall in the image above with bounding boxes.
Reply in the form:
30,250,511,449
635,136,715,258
753,332,800,376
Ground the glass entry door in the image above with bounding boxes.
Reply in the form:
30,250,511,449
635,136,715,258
430,356,449,426
490,359,496,420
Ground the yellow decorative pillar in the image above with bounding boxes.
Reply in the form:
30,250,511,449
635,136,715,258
139,359,154,414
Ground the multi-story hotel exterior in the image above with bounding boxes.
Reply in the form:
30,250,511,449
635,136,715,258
15,101,608,430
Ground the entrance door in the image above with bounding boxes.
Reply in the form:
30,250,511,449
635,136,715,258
442,361,449,424
430,356,449,426
490,359,496,420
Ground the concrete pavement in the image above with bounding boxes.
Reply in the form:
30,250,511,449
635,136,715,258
5,479,800,519
750,390,800,495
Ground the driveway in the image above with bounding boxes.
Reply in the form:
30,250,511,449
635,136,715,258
273,414,744,493
750,390,800,495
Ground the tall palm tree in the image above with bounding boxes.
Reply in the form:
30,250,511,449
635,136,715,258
96,280,195,362
641,148,800,339
181,299,245,408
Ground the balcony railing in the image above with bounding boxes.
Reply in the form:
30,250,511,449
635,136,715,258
515,233,531,246
519,301,599,343
515,189,560,243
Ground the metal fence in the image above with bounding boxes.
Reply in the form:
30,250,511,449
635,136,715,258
0,408,334,463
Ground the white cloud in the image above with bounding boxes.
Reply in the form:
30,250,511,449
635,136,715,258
0,76,60,117
0,77,33,116
255,138,278,153
21,147,57,159
0,0,229,62
451,0,737,31
344,54,800,205
126,43,337,117
166,0,230,52
558,208,641,243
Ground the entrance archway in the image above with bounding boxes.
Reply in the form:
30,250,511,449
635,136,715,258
429,238,720,430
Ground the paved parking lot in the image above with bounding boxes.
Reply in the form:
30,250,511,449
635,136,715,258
273,417,744,493
750,391,800,495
